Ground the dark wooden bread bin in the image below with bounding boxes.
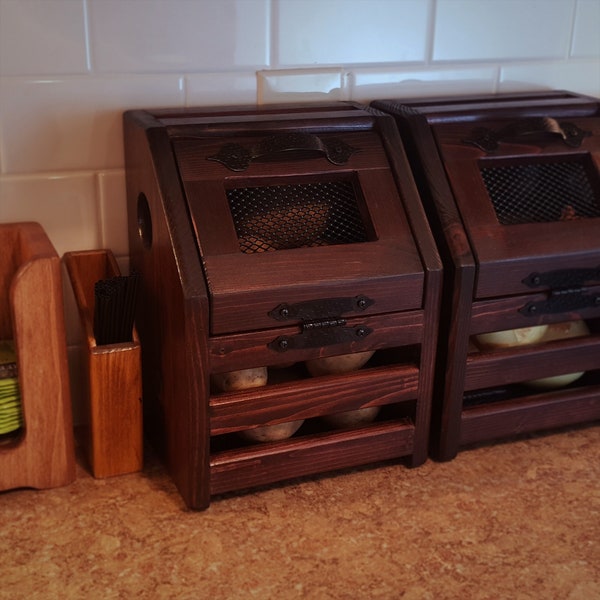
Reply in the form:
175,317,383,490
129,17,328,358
124,103,442,509
372,91,600,460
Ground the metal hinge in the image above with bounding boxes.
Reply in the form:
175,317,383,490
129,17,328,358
267,295,374,352
519,266,600,316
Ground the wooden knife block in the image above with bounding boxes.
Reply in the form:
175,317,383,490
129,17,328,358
64,249,143,478
0,222,75,491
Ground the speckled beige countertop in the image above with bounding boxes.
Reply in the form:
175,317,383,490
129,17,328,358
1,424,599,599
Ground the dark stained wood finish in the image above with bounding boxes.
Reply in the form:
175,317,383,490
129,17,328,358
372,91,600,461
124,103,442,509
461,386,600,446
210,363,420,435
432,118,600,299
210,420,415,496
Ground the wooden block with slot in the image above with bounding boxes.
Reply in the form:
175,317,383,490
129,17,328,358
64,249,143,478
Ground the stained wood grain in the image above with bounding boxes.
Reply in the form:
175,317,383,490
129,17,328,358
64,250,143,479
0,222,75,491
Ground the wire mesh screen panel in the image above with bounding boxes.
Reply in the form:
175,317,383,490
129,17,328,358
480,158,600,225
227,180,370,253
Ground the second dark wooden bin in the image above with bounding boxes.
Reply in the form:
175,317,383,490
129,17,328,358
372,90,600,460
124,102,442,509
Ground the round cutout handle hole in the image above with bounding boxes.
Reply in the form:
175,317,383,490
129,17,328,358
137,193,153,249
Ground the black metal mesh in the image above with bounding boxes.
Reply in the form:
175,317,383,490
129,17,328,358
227,180,369,253
480,159,600,225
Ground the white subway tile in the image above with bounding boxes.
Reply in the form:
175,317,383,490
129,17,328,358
88,0,269,72
0,173,100,256
0,0,88,76
434,0,573,61
350,66,498,103
572,0,600,58
97,170,129,257
257,68,348,104
0,75,185,174
500,60,600,98
275,0,430,66
186,73,258,106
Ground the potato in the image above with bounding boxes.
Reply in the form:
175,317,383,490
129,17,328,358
474,325,548,350
524,320,590,390
305,350,375,377
322,407,380,429
210,367,268,392
239,419,304,443
238,235,275,254
243,201,330,249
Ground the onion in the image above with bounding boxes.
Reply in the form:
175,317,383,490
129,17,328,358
474,325,548,350
305,350,375,377
322,407,380,429
524,320,590,390
210,367,268,392
239,419,304,442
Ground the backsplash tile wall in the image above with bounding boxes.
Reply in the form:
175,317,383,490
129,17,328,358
0,0,599,416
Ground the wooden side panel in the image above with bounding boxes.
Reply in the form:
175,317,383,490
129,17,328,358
88,345,142,477
124,112,212,509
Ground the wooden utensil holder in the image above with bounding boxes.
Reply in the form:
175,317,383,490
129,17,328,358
64,249,142,478
0,222,75,491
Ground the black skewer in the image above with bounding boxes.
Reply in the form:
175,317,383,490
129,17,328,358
93,271,139,345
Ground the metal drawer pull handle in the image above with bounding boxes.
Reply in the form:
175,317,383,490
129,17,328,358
522,267,600,289
464,117,591,152
208,132,358,171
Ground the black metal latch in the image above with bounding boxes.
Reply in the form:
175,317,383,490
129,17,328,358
267,295,374,352
519,266,600,316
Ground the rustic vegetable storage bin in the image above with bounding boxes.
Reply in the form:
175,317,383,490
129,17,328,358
372,91,600,460
124,103,442,509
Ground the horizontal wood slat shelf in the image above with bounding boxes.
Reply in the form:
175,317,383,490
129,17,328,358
210,419,415,496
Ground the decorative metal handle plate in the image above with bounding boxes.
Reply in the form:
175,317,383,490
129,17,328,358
269,295,374,322
520,290,600,316
463,117,591,152
208,132,358,171
522,267,600,289
269,324,372,353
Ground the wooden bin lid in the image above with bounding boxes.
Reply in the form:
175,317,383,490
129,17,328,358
155,106,428,335
372,91,600,300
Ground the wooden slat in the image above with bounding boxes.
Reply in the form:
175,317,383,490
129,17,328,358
460,386,600,446
209,310,424,372
210,363,419,435
464,334,600,391
210,420,414,495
